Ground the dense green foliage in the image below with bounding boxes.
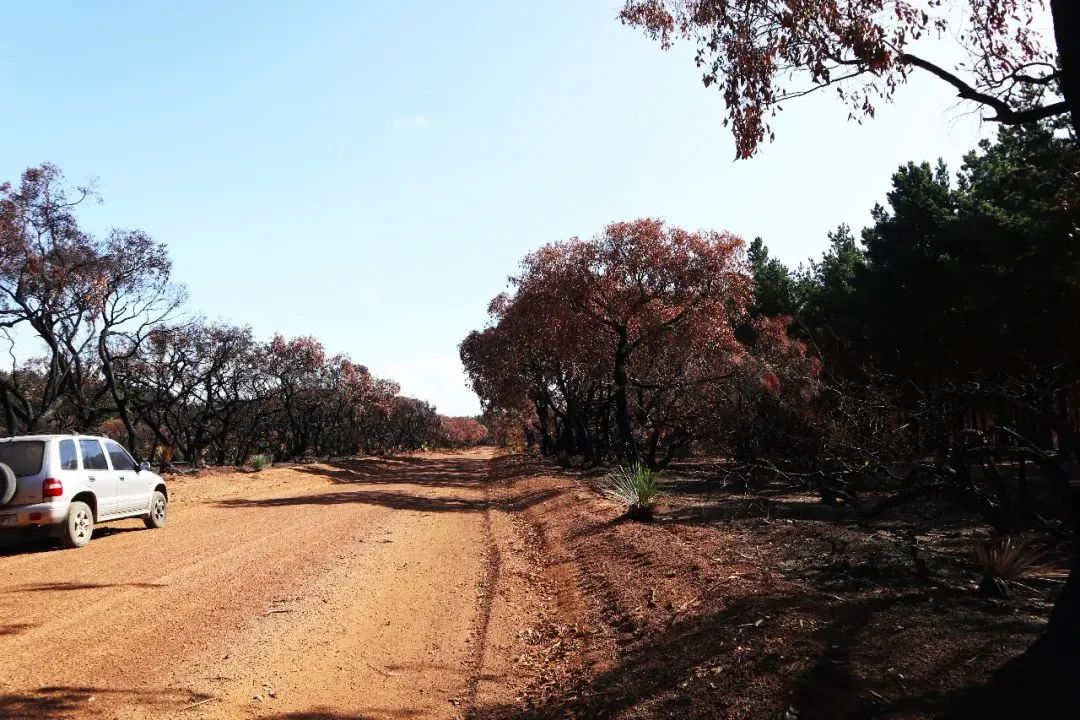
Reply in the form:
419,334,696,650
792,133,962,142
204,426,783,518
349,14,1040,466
466,121,1078,468
750,121,1080,453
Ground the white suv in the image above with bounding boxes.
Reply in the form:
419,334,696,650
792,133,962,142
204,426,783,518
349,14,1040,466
0,434,169,548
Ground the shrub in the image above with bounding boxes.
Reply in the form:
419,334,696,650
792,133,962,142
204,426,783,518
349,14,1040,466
974,536,1066,599
604,463,663,520
250,454,271,472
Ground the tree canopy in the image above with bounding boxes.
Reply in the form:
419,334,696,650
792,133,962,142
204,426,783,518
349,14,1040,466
462,219,819,468
620,0,1077,156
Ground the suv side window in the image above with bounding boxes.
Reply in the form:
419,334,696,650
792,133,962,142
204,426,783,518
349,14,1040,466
79,440,110,471
59,439,79,470
104,440,136,471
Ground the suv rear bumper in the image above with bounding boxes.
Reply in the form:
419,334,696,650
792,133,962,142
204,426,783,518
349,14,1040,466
0,501,68,528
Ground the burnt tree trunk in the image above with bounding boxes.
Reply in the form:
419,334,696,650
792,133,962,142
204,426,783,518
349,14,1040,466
1018,438,1080,643
535,398,551,455
612,329,637,464
1051,0,1079,135
98,334,144,462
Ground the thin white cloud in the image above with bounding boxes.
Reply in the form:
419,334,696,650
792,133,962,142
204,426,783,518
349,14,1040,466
394,114,428,130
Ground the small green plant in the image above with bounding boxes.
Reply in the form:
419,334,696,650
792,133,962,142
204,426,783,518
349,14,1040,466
604,463,662,520
974,536,1066,599
250,454,271,472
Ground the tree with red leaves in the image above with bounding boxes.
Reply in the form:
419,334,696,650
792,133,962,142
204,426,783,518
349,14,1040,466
1,163,445,465
620,0,1077,157
519,219,754,464
359,395,443,454
0,164,184,454
439,416,489,448
462,218,819,467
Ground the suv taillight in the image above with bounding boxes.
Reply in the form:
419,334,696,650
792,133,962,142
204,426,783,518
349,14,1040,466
43,478,63,499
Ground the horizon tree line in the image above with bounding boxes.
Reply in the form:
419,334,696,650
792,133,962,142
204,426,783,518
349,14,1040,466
0,164,487,466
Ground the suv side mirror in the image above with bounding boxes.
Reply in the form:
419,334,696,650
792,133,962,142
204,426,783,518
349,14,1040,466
138,461,152,472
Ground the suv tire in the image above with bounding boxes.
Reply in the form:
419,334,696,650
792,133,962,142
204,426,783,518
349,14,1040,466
144,491,167,529
62,501,94,548
0,463,15,505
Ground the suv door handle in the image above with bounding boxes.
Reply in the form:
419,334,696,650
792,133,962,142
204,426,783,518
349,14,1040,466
88,476,96,482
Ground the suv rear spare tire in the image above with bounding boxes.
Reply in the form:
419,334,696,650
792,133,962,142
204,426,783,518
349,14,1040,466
0,463,15,505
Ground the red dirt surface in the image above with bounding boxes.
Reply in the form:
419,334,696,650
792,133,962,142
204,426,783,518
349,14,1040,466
471,455,1065,720
0,449,529,720
0,450,1067,719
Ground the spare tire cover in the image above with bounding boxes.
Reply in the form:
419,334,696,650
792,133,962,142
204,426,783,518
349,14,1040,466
0,462,16,505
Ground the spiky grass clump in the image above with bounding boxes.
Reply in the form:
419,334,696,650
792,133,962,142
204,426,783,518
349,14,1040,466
250,454,271,472
974,536,1066,599
604,463,662,520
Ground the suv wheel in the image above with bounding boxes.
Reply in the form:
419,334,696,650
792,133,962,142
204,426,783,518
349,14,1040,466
62,501,94,548
0,463,15,505
144,491,167,529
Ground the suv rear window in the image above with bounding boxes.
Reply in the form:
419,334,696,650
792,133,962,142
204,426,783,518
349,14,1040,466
0,441,46,477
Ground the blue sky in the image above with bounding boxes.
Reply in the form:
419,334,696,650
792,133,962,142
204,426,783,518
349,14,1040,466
2,1,1002,415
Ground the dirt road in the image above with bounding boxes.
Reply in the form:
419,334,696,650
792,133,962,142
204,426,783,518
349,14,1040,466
0,448,528,720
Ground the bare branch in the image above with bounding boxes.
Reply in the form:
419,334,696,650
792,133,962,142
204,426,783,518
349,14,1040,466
900,53,1069,124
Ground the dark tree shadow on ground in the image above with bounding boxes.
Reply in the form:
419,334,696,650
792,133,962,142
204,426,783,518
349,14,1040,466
216,487,561,514
218,489,491,513
936,634,1080,719
4,580,168,593
0,686,212,720
262,709,424,719
218,452,560,514
664,498,855,525
468,585,1055,720
660,495,990,535
0,537,55,557
0,689,427,720
0,524,144,557
293,456,493,489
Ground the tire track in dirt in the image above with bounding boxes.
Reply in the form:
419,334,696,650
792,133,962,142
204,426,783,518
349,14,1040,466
458,465,501,713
